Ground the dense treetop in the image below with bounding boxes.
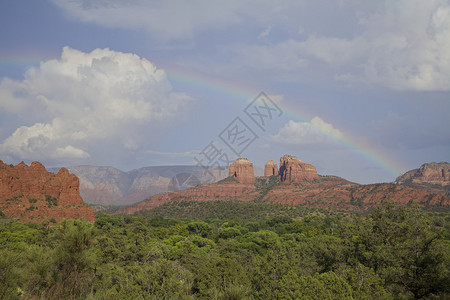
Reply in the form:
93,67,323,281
1,202,449,299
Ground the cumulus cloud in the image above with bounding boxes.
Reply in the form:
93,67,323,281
0,47,192,163
272,117,343,146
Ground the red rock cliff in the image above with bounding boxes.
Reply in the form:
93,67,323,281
279,155,319,182
264,160,279,177
0,160,95,223
396,162,450,186
229,158,255,184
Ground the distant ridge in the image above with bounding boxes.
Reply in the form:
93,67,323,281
118,157,450,215
49,165,231,205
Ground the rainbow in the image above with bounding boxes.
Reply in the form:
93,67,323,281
165,67,407,178
1,55,407,178
282,102,405,177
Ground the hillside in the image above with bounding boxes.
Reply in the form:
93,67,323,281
0,160,95,223
118,157,450,215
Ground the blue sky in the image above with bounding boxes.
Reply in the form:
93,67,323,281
0,0,449,184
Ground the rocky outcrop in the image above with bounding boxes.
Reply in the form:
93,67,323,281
395,162,450,197
0,160,95,223
229,158,255,184
396,162,450,186
264,160,279,177
279,155,319,182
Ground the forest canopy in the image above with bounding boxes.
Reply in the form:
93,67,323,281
1,202,449,299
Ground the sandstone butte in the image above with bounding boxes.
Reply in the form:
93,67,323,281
264,160,279,177
229,158,255,184
279,154,319,182
118,155,450,215
0,160,95,223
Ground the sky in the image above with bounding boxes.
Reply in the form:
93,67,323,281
0,0,449,184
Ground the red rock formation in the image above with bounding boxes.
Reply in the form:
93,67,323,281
279,155,319,182
396,162,450,186
0,160,95,223
229,158,255,184
264,160,279,177
263,179,449,210
117,157,449,215
118,174,450,214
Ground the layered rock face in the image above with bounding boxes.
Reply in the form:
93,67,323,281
0,160,95,223
279,155,319,182
396,162,450,186
229,158,255,184
264,160,279,177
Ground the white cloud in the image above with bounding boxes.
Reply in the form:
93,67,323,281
51,0,243,40
56,145,90,159
234,0,450,91
50,0,312,41
49,1,450,91
272,117,343,146
0,47,192,163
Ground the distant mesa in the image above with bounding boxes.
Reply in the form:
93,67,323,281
264,160,279,177
0,160,95,223
396,162,450,186
229,158,255,184
279,154,319,182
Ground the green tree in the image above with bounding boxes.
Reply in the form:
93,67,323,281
0,249,23,300
46,219,97,299
187,221,212,237
353,203,450,298
277,271,353,299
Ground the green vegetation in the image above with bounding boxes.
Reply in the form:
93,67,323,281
45,195,58,207
28,198,38,204
24,205,36,212
216,175,238,184
0,203,449,299
136,200,331,220
254,175,281,202
5,195,22,203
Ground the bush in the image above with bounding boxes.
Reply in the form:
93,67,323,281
45,195,58,207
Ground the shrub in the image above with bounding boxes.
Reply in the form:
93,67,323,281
45,195,58,207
